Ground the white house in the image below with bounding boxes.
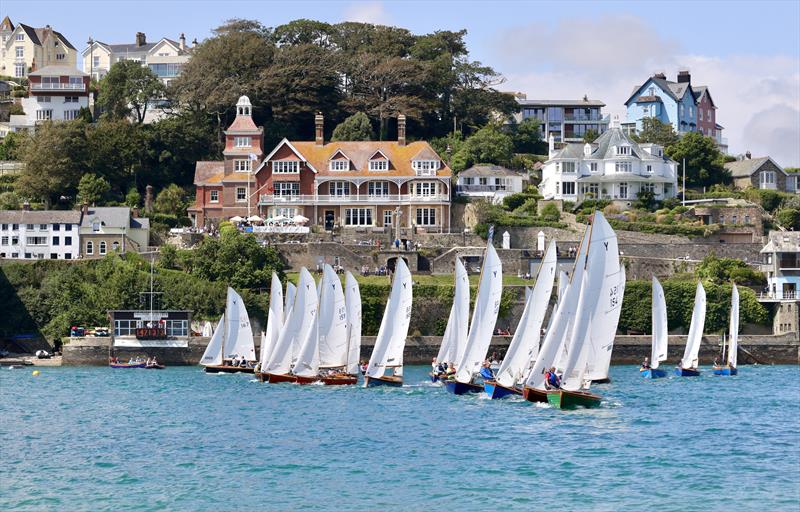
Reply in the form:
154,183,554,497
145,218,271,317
82,32,192,85
0,208,81,260
15,65,90,132
456,164,526,203
540,126,678,202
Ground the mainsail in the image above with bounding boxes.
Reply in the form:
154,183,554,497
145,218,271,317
259,273,284,368
495,240,557,388
200,314,224,366
651,276,668,369
680,282,707,369
366,258,413,379
266,269,318,374
436,258,470,366
455,243,503,384
223,287,256,361
728,284,739,368
317,265,348,369
584,256,625,382
345,271,362,375
284,282,297,327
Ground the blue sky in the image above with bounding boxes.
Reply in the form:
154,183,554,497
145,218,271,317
3,0,799,164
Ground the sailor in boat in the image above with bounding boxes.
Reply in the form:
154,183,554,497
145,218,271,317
640,357,651,370
543,367,561,390
444,364,457,381
479,360,495,382
431,357,438,374
360,361,368,375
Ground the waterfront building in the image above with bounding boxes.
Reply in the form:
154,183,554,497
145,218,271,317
724,154,796,193
0,206,81,260
82,32,193,85
513,95,609,143
456,165,525,203
0,16,77,78
540,124,678,202
79,205,150,259
190,97,453,233
759,231,800,335
687,199,764,244
12,65,90,132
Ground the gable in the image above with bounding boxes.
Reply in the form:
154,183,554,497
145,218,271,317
626,78,673,106
148,39,180,56
330,149,351,161
368,149,389,161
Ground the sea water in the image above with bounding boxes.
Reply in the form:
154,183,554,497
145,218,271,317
1,365,798,511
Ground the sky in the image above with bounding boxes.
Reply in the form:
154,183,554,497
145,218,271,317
3,0,800,165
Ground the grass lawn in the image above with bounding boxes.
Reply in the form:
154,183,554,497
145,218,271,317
285,271,533,287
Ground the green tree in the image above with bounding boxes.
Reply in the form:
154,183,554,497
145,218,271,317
9,103,24,116
451,123,513,171
666,131,729,188
331,112,374,141
158,244,178,269
583,129,599,144
125,187,142,208
85,120,146,193
97,60,165,124
192,229,285,289
77,174,111,206
510,118,542,153
0,131,23,160
775,208,800,230
0,191,20,209
634,117,679,147
540,203,561,222
696,254,765,286
634,189,657,211
154,184,188,216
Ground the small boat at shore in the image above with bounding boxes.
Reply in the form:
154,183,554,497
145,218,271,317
714,284,739,376
201,287,257,374
145,363,165,370
364,258,412,388
431,258,469,383
641,276,669,379
675,282,706,377
110,362,146,369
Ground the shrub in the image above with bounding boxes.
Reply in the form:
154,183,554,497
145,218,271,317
540,203,561,222
775,208,800,230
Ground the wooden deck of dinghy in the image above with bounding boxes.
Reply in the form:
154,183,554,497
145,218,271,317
322,374,358,385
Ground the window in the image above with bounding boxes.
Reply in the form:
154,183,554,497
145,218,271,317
86,241,93,255
12,236,18,245
69,77,83,87
236,187,247,202
559,161,576,173
56,53,65,61
93,56,100,68
619,182,629,199
53,236,59,246
615,162,632,173
15,46,23,58
616,145,631,156
272,161,300,174
699,110,703,121
412,182,438,196
383,210,392,227
689,106,694,117
36,110,53,121
26,237,47,246
646,165,653,174
413,160,438,175
165,320,188,337
234,159,252,172
64,96,79,103
0,224,5,230
760,171,775,188
584,183,599,197
330,181,350,196
415,208,437,226
16,34,24,41
274,183,299,196
39,224,47,230
270,207,297,218
329,160,349,171
589,163,598,173
210,190,219,203
368,181,389,196
64,110,81,121
1,236,7,245
369,159,389,171
65,236,72,245
112,241,119,252
562,182,575,196
50,253,57,259
235,137,251,148
65,253,72,260
39,96,52,103
64,224,71,231
25,253,31,259
745,215,751,224
344,208,373,226
641,183,655,194
92,221,101,232
99,241,107,255
680,104,685,117
26,224,34,230
53,224,60,231
115,320,139,337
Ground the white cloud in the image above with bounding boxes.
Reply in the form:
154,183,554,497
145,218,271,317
492,15,800,166
342,1,391,25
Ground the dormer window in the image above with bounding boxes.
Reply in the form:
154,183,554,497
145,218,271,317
92,221,101,232
235,137,251,148
369,159,389,172
616,145,631,156
330,160,349,171
412,160,439,176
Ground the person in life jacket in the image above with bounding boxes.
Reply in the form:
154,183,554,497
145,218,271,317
544,367,561,389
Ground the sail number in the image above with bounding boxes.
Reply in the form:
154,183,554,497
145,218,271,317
609,284,620,308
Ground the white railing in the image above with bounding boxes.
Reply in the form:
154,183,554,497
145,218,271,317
759,291,797,300
31,83,85,91
258,194,449,204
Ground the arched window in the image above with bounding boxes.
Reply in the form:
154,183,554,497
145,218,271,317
112,241,120,252
86,241,93,255
99,241,107,255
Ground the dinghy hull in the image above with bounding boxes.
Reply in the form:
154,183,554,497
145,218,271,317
546,389,602,409
255,372,269,383
640,368,667,379
522,386,549,403
294,375,321,385
265,372,297,383
712,365,737,376
364,375,403,387
429,372,440,383
674,367,701,377
484,381,522,399
444,380,483,395
322,374,358,386
590,377,612,384
203,365,255,374
110,363,146,369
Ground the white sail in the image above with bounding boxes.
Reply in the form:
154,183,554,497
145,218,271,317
496,240,557,388
561,212,617,391
259,273,284,368
728,284,739,368
345,271,362,375
317,265,348,369
293,269,331,378
680,282,707,369
284,282,297,327
584,258,625,382
199,314,225,366
527,228,590,390
201,321,213,337
651,276,668,369
557,269,568,302
266,269,317,374
224,287,256,361
366,258,413,379
456,243,503,384
436,258,470,366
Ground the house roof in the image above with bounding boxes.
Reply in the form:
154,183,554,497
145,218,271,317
517,99,606,107
550,127,672,163
626,76,702,105
460,165,521,178
0,209,81,225
761,231,800,254
81,207,149,229
0,16,14,32
692,86,717,108
15,23,75,50
724,157,785,178
225,115,262,133
29,65,88,77
193,161,225,185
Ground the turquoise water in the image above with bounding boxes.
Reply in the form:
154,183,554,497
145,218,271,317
1,365,798,511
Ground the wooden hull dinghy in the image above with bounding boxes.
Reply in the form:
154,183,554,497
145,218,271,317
265,372,297,383
255,372,269,383
674,367,700,377
364,375,402,387
522,386,549,403
546,389,602,409
294,375,321,385
483,380,522,399
322,374,358,385
444,380,483,395
204,365,254,374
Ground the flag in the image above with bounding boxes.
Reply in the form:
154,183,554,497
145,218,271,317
249,153,259,161
487,224,495,243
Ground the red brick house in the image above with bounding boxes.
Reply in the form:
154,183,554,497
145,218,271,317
190,97,453,232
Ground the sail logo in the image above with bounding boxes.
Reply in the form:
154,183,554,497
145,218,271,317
603,241,609,251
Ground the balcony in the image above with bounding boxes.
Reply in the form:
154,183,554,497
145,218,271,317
258,194,449,205
457,185,510,193
758,291,798,302
31,82,86,92
563,115,604,122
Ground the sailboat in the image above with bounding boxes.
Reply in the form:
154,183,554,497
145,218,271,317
675,282,706,377
431,258,469,382
364,258,413,387
714,284,739,376
200,287,257,373
445,242,503,395
201,321,213,337
485,241,557,399
257,273,284,377
320,271,362,385
641,276,669,378
284,281,297,326
546,211,619,409
585,264,625,384
260,268,318,383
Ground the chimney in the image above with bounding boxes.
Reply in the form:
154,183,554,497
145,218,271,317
81,202,88,217
397,114,406,146
192,38,198,46
136,32,146,47
132,206,140,218
677,69,691,84
548,134,555,159
654,72,666,80
315,113,324,145
22,201,31,211
746,151,752,159
144,185,154,213
179,33,186,51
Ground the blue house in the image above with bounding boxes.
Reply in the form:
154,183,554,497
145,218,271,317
624,71,698,134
